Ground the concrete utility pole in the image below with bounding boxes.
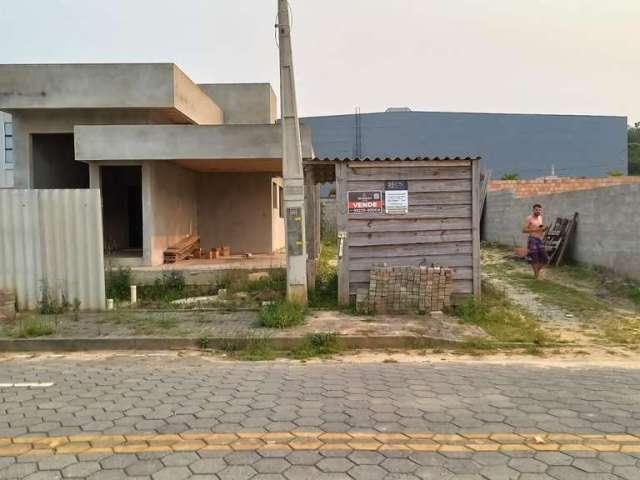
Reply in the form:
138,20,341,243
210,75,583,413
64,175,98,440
277,0,308,304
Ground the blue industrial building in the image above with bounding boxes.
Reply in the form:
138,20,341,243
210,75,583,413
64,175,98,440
302,110,627,192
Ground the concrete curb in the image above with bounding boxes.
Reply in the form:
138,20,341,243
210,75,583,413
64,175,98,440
0,335,463,353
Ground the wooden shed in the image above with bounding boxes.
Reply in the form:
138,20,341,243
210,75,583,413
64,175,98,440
304,156,481,306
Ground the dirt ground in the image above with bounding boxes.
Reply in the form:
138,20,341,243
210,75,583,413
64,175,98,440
0,308,486,343
482,244,640,346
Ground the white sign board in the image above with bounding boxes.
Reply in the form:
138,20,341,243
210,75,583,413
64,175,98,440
385,190,408,214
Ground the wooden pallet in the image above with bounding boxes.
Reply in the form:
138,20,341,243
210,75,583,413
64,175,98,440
543,213,578,266
163,235,200,264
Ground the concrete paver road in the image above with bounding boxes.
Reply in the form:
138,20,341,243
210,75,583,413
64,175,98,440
1,353,640,479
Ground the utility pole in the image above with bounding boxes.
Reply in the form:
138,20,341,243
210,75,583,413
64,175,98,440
277,0,308,304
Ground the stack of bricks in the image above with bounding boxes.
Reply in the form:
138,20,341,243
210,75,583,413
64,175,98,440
361,265,454,314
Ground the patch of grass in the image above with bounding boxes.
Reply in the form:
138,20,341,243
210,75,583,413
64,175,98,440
290,332,343,359
503,270,607,317
105,267,132,301
258,301,306,329
12,317,56,338
558,263,640,307
309,239,339,309
602,317,640,345
237,337,278,361
451,283,550,345
138,272,186,304
197,336,210,349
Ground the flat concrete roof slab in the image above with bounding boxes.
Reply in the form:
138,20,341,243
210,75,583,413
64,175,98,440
0,63,222,125
74,124,314,164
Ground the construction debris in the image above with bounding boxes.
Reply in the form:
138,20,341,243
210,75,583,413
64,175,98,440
163,235,200,264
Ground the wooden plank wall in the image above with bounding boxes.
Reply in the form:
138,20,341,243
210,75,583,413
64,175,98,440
338,160,476,304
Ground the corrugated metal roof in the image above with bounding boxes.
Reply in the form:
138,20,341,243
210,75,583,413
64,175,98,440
311,156,481,162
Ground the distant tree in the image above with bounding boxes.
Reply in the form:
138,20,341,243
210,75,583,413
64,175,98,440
630,143,640,176
501,172,519,180
630,126,640,176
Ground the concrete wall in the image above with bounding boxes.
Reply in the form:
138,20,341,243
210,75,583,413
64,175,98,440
0,63,222,125
197,173,273,254
11,109,187,188
484,184,640,280
198,84,277,124
302,111,628,178
320,197,337,238
147,162,199,266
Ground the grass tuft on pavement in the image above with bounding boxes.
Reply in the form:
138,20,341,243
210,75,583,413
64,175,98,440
258,301,306,328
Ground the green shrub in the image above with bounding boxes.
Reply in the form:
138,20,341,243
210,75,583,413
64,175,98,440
291,332,343,359
139,272,186,302
258,301,306,328
106,268,131,300
15,317,56,338
500,172,519,180
39,281,70,314
608,170,624,177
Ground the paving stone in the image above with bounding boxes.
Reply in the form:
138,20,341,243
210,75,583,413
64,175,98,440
284,466,324,480
547,465,602,480
414,466,454,479
252,458,290,474
189,458,226,475
151,466,192,480
125,460,164,476
286,451,323,466
572,458,614,473
348,451,385,465
100,455,138,470
349,464,388,480
161,452,199,467
614,466,640,480
62,461,102,478
381,458,418,473
316,457,353,473
87,470,129,480
509,457,548,473
38,455,78,470
597,453,637,466
217,466,256,480
479,465,520,480
24,472,63,480
224,451,260,465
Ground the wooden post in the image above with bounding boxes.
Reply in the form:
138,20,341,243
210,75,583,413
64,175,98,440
335,163,350,306
471,159,481,298
304,166,317,291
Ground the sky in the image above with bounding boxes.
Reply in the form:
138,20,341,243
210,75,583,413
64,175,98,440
0,0,638,124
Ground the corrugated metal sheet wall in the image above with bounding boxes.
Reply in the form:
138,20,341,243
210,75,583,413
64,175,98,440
0,189,105,310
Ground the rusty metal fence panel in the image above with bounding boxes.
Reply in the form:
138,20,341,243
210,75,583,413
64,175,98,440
0,189,105,310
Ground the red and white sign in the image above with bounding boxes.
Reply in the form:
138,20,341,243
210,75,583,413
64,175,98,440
348,191,382,214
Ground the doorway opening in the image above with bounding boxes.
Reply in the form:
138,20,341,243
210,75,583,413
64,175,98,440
32,133,89,188
101,166,143,258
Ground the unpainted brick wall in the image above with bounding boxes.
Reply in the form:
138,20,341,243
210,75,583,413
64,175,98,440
489,176,640,198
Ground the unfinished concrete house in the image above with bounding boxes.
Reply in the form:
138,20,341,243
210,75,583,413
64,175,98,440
0,64,314,273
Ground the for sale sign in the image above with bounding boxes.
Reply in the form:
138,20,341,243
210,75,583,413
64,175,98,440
348,191,382,214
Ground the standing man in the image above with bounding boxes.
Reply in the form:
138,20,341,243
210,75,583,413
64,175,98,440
523,204,548,279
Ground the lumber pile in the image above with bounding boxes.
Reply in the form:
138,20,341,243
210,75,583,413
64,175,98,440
543,213,578,266
163,235,200,264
